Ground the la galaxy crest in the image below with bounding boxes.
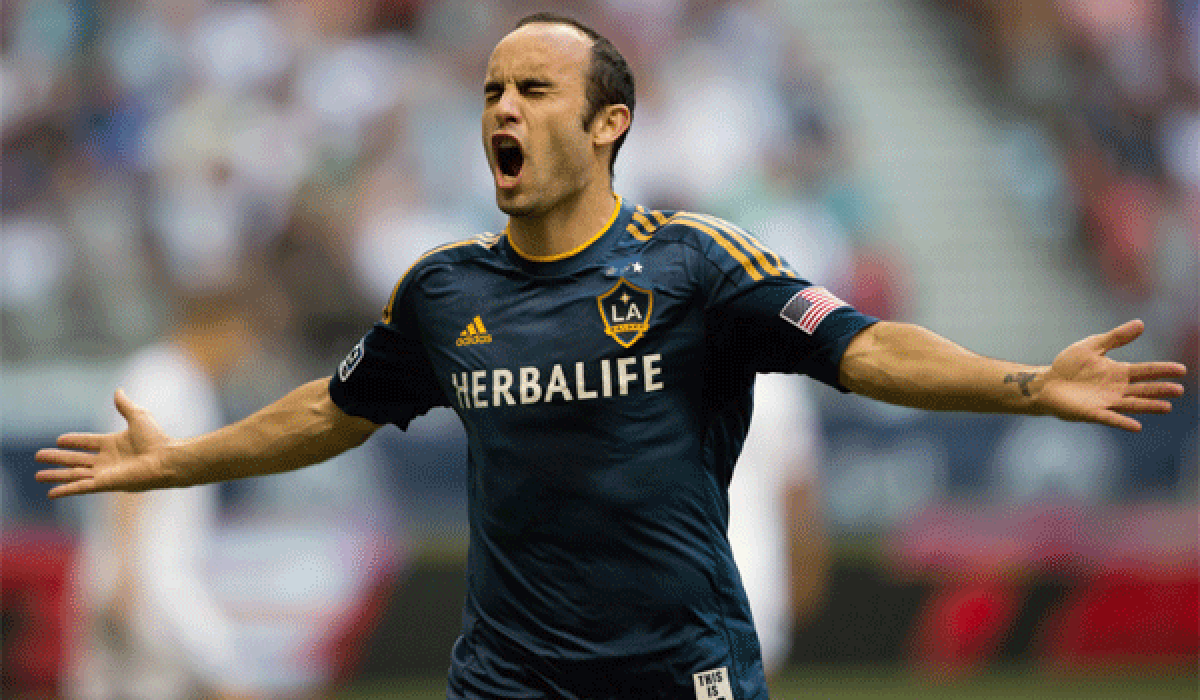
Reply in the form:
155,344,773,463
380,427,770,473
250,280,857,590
597,278,652,348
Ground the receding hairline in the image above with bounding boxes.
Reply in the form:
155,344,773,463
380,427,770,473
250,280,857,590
497,20,596,54
486,22,594,81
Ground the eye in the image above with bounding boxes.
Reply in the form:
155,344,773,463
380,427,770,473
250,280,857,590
518,81,552,97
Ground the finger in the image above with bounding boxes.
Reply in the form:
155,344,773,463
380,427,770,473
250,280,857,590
56,432,105,451
47,479,103,499
1128,362,1188,381
1092,409,1142,432
36,467,94,484
1126,381,1186,399
35,448,97,469
1090,319,1145,353
1112,398,1177,414
113,388,141,422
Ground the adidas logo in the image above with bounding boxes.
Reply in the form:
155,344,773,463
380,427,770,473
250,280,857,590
456,315,493,346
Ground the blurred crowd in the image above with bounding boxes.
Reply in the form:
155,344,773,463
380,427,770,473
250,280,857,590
1,0,875,386
943,0,1199,366
2,0,1195,517
2,0,1195,694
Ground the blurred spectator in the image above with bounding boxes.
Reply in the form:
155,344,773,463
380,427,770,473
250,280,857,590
990,418,1124,504
941,0,1198,356
728,374,830,681
70,277,264,700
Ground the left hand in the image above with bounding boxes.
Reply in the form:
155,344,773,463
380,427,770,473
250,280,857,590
1038,319,1188,431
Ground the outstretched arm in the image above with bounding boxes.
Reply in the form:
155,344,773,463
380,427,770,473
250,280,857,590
839,319,1187,432
36,378,379,498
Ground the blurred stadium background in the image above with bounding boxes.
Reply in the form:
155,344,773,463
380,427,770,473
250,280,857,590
1,0,1196,697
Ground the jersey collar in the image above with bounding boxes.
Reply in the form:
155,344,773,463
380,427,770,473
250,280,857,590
501,196,634,278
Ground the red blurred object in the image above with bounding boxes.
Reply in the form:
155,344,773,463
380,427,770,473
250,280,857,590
1,528,75,697
1089,177,1161,299
908,582,1024,675
848,245,908,321
1042,574,1199,670
894,502,1199,672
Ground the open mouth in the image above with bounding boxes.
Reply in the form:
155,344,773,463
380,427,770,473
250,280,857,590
492,134,524,180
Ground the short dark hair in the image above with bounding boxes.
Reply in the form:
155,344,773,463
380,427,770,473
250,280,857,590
515,12,635,176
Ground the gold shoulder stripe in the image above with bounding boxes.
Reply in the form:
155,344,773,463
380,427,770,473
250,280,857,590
687,213,793,278
669,214,765,281
626,207,664,242
631,210,655,230
728,223,795,277
625,222,653,241
649,210,668,226
382,237,489,323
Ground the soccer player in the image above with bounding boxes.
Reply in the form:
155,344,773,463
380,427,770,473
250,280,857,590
37,13,1188,700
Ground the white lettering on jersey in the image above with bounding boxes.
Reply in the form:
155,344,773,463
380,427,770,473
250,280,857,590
643,353,664,391
471,369,488,408
616,357,638,396
544,364,572,402
520,367,542,404
450,355,664,409
492,368,515,406
451,372,470,408
575,361,598,400
610,302,643,322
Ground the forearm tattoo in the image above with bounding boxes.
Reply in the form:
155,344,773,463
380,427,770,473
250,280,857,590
1004,372,1038,397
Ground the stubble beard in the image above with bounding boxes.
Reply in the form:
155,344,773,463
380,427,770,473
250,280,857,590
496,192,541,218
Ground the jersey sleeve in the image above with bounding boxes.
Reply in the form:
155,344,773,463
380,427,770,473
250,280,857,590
686,213,878,390
328,270,449,429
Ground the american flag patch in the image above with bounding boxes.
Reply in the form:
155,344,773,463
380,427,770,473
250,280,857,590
780,287,847,334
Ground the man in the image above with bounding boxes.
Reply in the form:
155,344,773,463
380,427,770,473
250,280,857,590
37,13,1187,700
727,373,828,681
69,284,261,700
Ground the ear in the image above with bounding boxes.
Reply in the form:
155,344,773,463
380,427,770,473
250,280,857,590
591,103,631,151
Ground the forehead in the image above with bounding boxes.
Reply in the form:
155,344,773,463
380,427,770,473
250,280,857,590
485,23,592,83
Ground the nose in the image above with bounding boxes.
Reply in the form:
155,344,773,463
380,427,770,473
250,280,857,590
492,85,520,125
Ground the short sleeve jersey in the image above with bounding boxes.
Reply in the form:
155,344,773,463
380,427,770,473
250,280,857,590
329,197,876,699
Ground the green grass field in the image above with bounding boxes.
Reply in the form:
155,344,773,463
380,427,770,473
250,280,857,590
339,666,1198,699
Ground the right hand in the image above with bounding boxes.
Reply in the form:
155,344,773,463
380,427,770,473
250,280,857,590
36,389,177,498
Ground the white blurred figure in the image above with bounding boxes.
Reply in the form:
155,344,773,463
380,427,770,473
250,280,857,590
70,284,261,700
727,374,829,680
991,417,1123,504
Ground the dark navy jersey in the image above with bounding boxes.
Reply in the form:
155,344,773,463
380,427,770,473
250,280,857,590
329,197,877,699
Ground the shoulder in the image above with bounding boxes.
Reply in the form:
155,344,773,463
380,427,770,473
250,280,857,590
637,208,796,284
382,232,503,324
404,232,504,275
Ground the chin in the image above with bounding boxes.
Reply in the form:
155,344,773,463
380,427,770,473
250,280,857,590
496,194,540,218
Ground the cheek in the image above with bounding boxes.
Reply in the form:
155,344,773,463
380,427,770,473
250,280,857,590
544,118,592,171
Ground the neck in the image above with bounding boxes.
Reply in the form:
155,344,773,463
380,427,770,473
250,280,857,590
507,185,618,259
